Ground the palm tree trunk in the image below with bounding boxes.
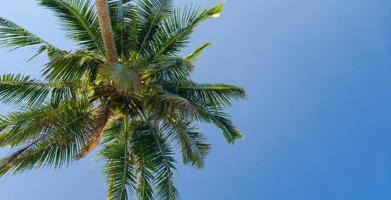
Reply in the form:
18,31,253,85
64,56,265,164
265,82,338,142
95,0,118,62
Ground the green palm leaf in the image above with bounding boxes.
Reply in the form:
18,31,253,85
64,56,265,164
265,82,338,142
163,119,210,168
185,42,212,62
145,2,223,59
43,50,102,82
136,0,173,56
130,122,178,200
109,0,139,56
130,124,155,200
0,74,76,107
0,100,95,175
142,57,193,82
38,0,104,53
134,158,154,200
150,131,178,200
0,17,60,59
196,108,243,144
164,81,245,109
101,118,136,200
0,100,88,147
145,88,197,118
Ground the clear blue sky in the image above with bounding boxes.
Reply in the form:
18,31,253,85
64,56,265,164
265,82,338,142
0,0,391,199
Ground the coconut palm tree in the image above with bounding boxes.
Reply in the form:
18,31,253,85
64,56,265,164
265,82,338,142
0,0,245,199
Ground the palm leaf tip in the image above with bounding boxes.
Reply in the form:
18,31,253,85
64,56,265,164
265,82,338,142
185,42,213,62
209,2,224,18
229,129,243,143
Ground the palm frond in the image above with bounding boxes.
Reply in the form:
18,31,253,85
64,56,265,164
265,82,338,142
163,119,210,168
132,128,154,200
39,0,104,53
196,108,242,144
0,99,93,147
130,122,178,200
164,81,246,109
136,0,173,56
0,74,77,107
184,42,212,62
134,156,154,200
101,118,136,200
145,2,223,59
141,57,193,82
102,143,135,200
0,100,95,175
0,17,59,58
145,88,197,118
109,0,139,56
101,119,155,200
43,50,102,82
150,128,178,200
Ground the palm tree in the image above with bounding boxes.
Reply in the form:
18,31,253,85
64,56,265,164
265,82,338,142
0,0,245,199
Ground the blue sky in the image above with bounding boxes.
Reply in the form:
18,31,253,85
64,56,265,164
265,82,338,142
0,0,391,199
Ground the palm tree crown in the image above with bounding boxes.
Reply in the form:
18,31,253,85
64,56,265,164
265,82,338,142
0,0,245,199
